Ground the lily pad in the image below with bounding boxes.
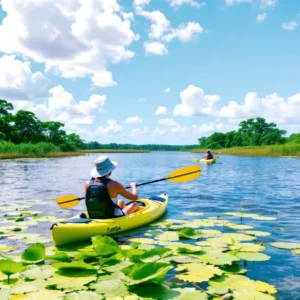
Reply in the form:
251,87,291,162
46,252,72,262
175,263,223,283
129,238,156,244
65,291,104,300
92,235,121,256
271,242,300,250
293,249,300,255
89,279,129,297
156,231,179,242
11,290,65,299
53,261,97,275
22,265,56,280
177,228,202,239
236,252,271,261
0,244,14,252
183,212,203,216
168,287,208,299
22,243,45,263
46,274,96,290
121,262,172,285
10,279,46,295
243,231,271,237
0,259,26,279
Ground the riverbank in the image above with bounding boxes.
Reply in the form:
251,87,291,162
192,143,300,157
80,149,149,153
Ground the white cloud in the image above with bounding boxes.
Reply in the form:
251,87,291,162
173,85,220,117
0,0,138,87
10,85,107,131
155,106,167,115
0,55,48,100
192,122,233,135
159,118,178,127
282,21,298,31
94,119,123,136
133,0,151,9
164,87,171,92
169,0,206,8
129,126,149,136
153,128,166,135
219,92,300,124
125,116,142,124
137,10,170,39
163,22,203,43
259,0,276,9
257,13,267,23
225,0,252,5
144,42,168,56
225,0,276,8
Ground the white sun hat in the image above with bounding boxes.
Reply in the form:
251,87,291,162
90,156,118,178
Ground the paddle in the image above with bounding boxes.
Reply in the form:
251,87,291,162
56,165,201,209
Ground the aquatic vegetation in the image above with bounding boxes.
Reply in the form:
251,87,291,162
0,204,296,299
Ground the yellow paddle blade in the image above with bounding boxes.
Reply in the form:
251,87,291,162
166,165,201,183
56,195,80,209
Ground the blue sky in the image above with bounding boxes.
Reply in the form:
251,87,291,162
0,0,299,144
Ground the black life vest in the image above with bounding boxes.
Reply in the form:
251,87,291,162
207,153,213,159
85,178,119,219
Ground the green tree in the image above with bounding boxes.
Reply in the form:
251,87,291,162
0,99,15,141
13,110,44,143
42,121,66,145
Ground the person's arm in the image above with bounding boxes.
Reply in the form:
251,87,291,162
117,182,138,201
84,181,89,197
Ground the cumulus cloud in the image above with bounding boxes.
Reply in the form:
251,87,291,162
153,128,166,135
169,0,206,8
282,21,298,31
173,85,220,117
133,0,151,9
225,0,252,5
125,116,142,124
128,126,149,136
259,0,276,9
144,42,168,55
164,87,171,92
0,0,138,87
10,85,107,130
192,122,233,135
155,106,167,115
225,0,276,8
163,22,204,43
159,118,179,127
137,10,171,39
0,55,48,100
219,92,300,124
94,119,123,136
257,13,267,23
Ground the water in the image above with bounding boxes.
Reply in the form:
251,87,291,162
0,152,300,299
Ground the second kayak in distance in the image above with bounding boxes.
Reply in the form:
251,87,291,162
200,158,217,164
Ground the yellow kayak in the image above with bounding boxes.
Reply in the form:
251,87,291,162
51,194,168,246
200,158,216,164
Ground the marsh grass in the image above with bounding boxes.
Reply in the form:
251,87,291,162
0,141,83,159
192,143,300,157
80,149,149,153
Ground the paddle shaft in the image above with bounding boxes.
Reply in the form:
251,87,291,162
60,169,200,205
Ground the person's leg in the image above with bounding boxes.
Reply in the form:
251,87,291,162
122,202,139,215
117,200,126,209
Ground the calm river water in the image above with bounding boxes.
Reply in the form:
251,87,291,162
0,152,300,299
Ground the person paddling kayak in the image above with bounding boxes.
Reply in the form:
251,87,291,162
84,156,139,219
204,149,214,160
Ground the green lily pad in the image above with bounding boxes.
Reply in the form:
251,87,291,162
53,261,97,274
0,259,26,277
224,212,259,218
89,279,129,297
271,242,300,250
46,252,72,262
0,286,10,300
92,235,120,256
22,243,45,263
252,216,276,221
122,262,172,285
177,228,202,239
226,223,253,230
236,252,271,261
293,249,300,255
232,290,276,299
175,263,223,283
137,248,172,263
177,245,203,254
231,243,265,252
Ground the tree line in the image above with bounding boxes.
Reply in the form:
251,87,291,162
0,99,196,151
198,117,300,149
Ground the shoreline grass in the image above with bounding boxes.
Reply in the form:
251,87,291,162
192,143,300,157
